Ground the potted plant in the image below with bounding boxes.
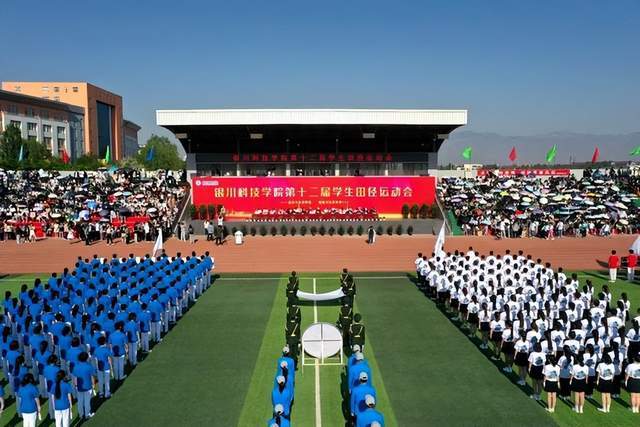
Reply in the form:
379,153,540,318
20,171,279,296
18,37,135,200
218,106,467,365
319,225,326,236
410,204,419,219
259,226,268,236
357,225,364,236
376,225,383,235
280,225,288,236
419,203,429,219
328,226,335,236
270,226,278,236
300,226,307,236
290,226,297,236
401,204,410,219
386,225,394,235
250,226,257,236
198,205,207,220
347,225,354,235
396,224,403,235
189,204,197,219
407,225,414,235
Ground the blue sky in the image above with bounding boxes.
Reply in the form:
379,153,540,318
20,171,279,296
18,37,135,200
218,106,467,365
1,0,638,156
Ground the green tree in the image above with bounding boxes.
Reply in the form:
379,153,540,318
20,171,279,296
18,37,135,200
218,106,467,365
0,125,24,168
137,135,185,170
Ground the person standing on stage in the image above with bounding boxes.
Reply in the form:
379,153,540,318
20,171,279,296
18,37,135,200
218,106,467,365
608,250,620,282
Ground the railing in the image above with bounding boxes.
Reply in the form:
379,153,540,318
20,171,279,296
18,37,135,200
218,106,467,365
171,184,191,236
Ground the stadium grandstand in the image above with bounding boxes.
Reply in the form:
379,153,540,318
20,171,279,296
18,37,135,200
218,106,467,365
157,108,467,225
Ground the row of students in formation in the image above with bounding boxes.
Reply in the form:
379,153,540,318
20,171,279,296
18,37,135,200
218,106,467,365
348,345,385,426
0,251,214,426
268,346,296,427
414,248,640,414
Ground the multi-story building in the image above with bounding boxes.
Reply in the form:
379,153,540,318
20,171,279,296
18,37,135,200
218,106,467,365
0,89,84,159
1,82,128,160
123,119,141,158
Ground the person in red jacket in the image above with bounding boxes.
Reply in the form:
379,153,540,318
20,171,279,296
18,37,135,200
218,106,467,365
627,249,637,281
608,250,620,282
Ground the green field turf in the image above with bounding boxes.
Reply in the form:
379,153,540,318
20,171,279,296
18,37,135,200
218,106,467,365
0,270,638,426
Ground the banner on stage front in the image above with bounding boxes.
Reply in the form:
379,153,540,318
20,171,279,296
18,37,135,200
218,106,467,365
191,175,437,220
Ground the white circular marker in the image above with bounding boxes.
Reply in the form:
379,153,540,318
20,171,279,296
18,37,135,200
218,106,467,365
302,322,343,359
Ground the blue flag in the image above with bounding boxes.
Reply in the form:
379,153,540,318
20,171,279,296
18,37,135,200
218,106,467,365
146,146,155,162
18,144,24,162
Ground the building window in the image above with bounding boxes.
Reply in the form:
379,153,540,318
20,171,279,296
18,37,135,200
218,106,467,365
42,86,49,92
41,110,49,119
14,86,21,92
43,124,52,134
57,126,66,137
9,120,21,129
57,139,66,153
26,108,34,117
9,105,18,113
72,86,79,92
53,86,59,93
27,122,37,132
44,137,52,150
54,96,60,101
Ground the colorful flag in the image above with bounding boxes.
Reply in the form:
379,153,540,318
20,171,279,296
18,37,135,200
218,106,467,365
461,146,473,160
104,146,111,164
146,146,155,162
61,149,70,164
508,146,517,162
591,147,600,163
630,146,640,156
546,145,557,163
18,144,24,162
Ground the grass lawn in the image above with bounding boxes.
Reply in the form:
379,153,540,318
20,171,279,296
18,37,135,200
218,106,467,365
0,270,639,426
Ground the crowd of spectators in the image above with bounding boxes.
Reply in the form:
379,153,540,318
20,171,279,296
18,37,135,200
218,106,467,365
0,169,186,245
439,169,640,239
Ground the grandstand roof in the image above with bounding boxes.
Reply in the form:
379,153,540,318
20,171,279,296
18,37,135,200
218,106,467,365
156,108,467,127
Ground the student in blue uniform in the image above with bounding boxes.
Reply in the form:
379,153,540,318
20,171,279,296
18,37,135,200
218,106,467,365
349,352,372,393
0,383,4,417
52,369,73,427
43,354,60,419
267,404,291,427
271,376,293,418
124,312,140,366
356,395,384,427
94,336,113,398
351,372,376,418
17,373,41,427
72,351,96,420
109,322,127,380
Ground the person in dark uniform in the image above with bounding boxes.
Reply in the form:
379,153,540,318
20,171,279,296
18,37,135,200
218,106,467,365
338,300,353,344
287,304,301,325
350,314,366,350
285,317,301,364
286,271,299,307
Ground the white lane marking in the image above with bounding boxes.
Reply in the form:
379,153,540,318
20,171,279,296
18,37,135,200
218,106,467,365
313,277,322,427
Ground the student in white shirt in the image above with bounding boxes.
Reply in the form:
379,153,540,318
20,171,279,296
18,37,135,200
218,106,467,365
570,354,589,413
514,335,530,386
489,313,505,361
625,354,640,413
596,353,615,413
543,355,560,412
528,343,546,400
558,347,574,401
478,303,491,350
628,321,640,361
582,344,598,399
466,296,480,339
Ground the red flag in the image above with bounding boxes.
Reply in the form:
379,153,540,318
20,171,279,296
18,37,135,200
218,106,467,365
591,147,600,163
61,149,70,164
508,146,517,162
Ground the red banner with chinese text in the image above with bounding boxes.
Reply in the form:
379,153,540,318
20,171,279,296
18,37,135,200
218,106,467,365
476,169,571,177
191,176,436,220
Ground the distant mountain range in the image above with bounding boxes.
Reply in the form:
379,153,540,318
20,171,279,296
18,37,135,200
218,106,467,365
439,131,640,166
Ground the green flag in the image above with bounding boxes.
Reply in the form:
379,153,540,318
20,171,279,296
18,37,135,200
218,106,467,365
104,146,111,164
461,146,473,160
630,145,640,156
546,144,557,163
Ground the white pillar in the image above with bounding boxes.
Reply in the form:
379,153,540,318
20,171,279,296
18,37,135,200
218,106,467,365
286,163,291,176
335,163,340,176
